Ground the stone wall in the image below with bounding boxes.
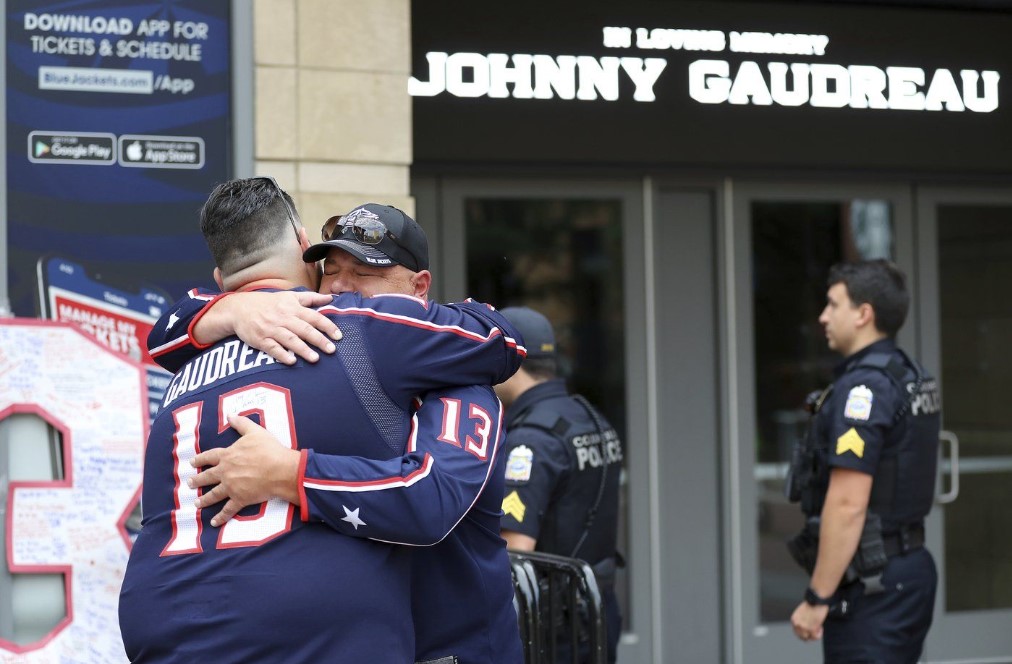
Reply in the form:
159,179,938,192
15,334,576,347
253,0,412,234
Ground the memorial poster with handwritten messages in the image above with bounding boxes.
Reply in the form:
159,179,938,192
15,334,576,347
38,256,172,424
0,320,146,663
5,0,232,318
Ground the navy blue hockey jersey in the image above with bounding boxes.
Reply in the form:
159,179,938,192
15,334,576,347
120,290,525,662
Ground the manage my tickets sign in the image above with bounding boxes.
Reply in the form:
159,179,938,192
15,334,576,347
411,0,1012,172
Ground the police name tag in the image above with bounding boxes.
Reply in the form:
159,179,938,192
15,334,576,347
844,385,874,421
505,445,534,482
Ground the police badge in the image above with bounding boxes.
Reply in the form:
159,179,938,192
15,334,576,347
505,445,534,482
844,385,874,421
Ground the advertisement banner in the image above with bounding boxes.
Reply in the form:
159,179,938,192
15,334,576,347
5,0,232,318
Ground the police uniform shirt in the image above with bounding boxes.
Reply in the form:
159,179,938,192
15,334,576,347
821,338,904,477
500,379,622,565
501,380,572,539
812,341,941,664
819,337,941,531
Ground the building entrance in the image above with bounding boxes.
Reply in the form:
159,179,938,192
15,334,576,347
729,181,1012,664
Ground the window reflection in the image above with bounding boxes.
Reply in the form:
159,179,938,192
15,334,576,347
938,205,1012,612
463,197,630,622
464,199,625,429
751,200,893,622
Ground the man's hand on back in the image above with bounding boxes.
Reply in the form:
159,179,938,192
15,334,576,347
189,414,302,526
193,290,342,365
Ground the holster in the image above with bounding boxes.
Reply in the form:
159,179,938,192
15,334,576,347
849,512,889,593
785,513,890,594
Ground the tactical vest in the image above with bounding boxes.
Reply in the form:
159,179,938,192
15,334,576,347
512,394,623,565
804,350,941,531
863,351,941,529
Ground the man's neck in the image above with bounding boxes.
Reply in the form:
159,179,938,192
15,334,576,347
234,278,297,292
501,371,544,407
220,251,313,292
844,331,890,358
515,376,551,401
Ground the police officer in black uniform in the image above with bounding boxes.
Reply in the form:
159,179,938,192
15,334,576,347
496,307,624,664
787,260,941,663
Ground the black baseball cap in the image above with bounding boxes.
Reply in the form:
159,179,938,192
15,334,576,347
303,203,429,271
500,307,556,359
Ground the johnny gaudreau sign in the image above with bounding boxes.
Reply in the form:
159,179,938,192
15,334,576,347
410,25,1000,112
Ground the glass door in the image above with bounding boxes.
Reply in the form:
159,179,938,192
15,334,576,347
917,188,1012,662
728,181,914,664
416,177,655,663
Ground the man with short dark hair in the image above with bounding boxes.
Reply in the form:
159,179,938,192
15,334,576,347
496,306,625,664
122,178,524,662
787,259,941,663
143,192,526,664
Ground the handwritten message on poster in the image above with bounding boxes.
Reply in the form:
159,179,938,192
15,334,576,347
0,320,145,663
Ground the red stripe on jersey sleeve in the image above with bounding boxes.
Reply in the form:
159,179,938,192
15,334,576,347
317,305,505,345
303,453,434,492
297,449,310,522
187,292,235,351
187,288,216,301
150,334,194,359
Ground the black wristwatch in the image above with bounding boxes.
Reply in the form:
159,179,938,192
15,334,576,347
804,587,833,606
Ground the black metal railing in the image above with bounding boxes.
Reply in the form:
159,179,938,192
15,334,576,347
508,550,606,664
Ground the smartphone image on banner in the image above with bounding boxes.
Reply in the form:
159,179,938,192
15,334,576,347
36,255,173,424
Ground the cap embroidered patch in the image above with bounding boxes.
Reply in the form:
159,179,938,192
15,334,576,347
843,385,874,421
836,427,866,458
502,490,527,522
505,445,534,482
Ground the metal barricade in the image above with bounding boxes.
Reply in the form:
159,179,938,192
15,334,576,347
511,557,541,664
508,550,606,664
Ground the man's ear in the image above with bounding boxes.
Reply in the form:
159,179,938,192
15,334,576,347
213,267,224,291
411,270,432,299
855,301,876,329
298,226,311,251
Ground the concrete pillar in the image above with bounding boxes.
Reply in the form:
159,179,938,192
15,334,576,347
253,0,413,234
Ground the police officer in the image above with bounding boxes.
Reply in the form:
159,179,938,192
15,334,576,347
787,260,941,663
496,307,624,664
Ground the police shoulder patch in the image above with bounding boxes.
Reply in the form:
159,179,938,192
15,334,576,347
843,385,874,421
502,490,527,522
505,445,534,482
836,427,866,458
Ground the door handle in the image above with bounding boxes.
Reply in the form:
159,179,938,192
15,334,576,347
936,429,960,504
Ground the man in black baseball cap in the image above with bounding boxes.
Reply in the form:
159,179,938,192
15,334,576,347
304,203,429,270
302,203,431,299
